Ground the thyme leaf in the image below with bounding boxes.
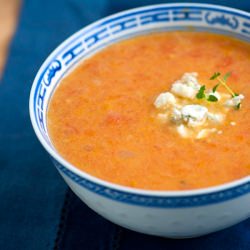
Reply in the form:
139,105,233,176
196,85,206,99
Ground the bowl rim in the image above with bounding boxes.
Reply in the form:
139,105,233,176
29,2,250,197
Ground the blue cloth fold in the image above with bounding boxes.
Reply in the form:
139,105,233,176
0,0,249,249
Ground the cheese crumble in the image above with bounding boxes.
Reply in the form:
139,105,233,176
153,73,244,139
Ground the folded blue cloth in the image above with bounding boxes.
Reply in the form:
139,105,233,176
0,0,249,249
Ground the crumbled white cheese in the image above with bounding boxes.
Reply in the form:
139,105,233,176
207,112,225,124
196,128,217,139
171,72,201,99
154,92,176,109
196,129,208,139
225,94,244,108
171,82,197,99
171,107,182,122
181,72,200,90
153,72,244,140
177,124,189,138
181,105,208,127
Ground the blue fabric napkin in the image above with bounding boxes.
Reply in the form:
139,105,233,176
0,0,249,249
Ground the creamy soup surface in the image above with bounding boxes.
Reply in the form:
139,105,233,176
48,32,250,190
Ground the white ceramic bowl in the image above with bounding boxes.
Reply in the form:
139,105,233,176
29,3,250,238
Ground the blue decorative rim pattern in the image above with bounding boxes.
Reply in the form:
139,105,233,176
30,4,250,208
54,159,250,208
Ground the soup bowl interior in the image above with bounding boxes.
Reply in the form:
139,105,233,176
30,3,250,238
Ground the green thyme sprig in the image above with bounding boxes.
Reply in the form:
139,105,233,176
236,103,241,110
196,85,218,102
209,72,238,97
196,85,206,99
196,72,238,104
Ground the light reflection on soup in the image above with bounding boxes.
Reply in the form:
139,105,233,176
48,32,250,190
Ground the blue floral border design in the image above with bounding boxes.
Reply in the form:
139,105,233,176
54,159,250,208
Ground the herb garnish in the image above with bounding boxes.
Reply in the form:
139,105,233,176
196,84,218,102
210,72,221,80
209,71,237,97
196,72,240,105
212,84,219,93
207,95,218,102
236,103,241,110
196,85,206,99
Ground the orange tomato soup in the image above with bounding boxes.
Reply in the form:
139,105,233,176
48,32,250,190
